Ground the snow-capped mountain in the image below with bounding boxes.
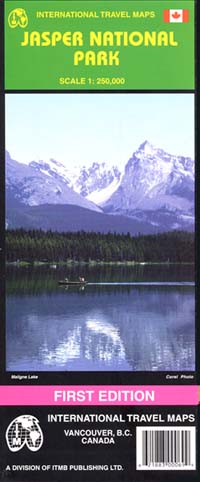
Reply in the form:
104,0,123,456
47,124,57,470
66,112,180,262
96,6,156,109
103,141,194,229
29,158,72,186
73,162,121,204
29,159,122,205
6,152,102,213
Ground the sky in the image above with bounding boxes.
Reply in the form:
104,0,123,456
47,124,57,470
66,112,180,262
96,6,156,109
6,93,194,168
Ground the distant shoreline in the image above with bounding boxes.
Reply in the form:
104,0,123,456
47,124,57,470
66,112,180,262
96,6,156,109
6,260,195,267
6,229,194,265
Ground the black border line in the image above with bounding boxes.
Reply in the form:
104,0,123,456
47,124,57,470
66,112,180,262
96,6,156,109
0,0,198,387
5,90,195,94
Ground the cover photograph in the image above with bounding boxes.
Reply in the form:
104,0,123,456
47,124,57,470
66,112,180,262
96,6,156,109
5,92,195,376
0,0,199,481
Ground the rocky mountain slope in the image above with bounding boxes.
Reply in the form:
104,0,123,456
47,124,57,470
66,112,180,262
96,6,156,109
103,141,194,230
6,141,194,232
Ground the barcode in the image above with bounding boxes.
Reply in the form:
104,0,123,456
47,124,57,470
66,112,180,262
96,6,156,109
136,427,196,470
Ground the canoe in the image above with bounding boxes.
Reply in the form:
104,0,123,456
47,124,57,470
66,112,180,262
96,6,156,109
58,280,87,286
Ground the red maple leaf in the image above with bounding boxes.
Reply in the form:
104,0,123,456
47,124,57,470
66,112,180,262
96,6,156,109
172,11,181,19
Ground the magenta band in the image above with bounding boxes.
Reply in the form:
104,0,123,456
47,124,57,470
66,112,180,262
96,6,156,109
0,385,198,406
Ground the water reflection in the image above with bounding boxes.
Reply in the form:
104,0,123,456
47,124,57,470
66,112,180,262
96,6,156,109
6,265,195,371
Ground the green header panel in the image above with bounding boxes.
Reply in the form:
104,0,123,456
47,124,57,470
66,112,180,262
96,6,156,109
5,0,194,90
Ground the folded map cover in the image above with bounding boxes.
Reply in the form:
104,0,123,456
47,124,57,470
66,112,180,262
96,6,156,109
0,1,199,480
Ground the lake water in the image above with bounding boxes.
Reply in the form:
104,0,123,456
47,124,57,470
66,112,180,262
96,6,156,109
6,264,195,371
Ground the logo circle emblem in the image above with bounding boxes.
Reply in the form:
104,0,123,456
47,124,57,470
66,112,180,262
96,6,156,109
6,415,43,452
8,9,28,28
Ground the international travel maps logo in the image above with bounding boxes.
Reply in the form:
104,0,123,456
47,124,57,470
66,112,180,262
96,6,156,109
6,415,43,452
8,8,28,28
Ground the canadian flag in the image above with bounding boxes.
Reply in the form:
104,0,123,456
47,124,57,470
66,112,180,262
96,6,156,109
163,9,189,23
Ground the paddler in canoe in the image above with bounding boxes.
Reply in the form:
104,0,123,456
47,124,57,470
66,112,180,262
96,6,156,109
58,276,87,286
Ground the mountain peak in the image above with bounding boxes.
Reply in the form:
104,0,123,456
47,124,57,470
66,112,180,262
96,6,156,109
103,142,194,232
138,140,157,155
